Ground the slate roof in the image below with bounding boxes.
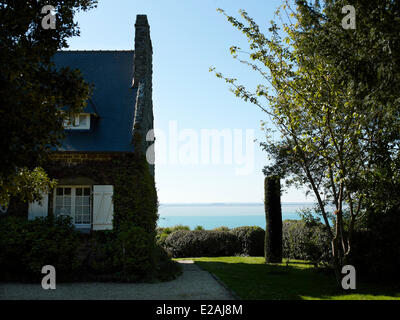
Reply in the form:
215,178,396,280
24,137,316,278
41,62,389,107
52,50,137,152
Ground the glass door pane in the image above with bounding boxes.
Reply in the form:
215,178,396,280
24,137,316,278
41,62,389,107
55,187,72,222
74,187,91,224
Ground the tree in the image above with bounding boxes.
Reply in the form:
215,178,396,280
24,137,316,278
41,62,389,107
212,0,400,282
0,1,97,206
295,0,400,219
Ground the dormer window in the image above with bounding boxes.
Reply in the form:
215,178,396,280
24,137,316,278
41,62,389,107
64,113,91,130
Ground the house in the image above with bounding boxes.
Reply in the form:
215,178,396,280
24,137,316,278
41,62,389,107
26,15,155,233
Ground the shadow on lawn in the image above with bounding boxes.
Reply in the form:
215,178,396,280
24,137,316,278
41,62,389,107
195,261,400,300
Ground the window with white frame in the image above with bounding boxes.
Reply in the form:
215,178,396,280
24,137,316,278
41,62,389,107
63,113,91,130
54,186,91,224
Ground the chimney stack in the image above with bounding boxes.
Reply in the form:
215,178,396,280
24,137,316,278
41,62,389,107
133,15,152,88
132,15,154,175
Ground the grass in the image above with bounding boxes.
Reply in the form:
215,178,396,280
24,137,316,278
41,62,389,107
176,257,400,300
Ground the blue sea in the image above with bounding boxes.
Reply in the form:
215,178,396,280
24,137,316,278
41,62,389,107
157,202,316,230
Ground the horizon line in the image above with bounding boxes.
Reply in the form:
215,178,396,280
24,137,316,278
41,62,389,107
159,201,316,205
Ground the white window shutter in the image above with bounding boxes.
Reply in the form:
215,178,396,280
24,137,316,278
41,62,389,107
28,192,49,220
92,185,114,230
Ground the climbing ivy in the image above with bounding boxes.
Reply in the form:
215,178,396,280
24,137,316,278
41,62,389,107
44,152,159,281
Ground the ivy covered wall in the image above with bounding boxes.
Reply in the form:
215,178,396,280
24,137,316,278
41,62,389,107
44,151,159,280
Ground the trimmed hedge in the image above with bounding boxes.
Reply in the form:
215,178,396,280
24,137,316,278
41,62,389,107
162,223,330,262
230,226,265,256
164,230,240,258
156,225,191,247
163,227,265,258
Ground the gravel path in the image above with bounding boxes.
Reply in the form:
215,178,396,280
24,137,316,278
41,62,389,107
0,260,236,300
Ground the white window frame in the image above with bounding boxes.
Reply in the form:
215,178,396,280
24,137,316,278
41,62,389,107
53,185,92,226
63,113,91,130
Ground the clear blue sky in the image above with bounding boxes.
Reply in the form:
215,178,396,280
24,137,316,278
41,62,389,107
67,0,311,204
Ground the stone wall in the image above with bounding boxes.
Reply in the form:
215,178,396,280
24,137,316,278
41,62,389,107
48,152,113,164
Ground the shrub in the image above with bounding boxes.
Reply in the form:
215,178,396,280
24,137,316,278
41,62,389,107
117,225,155,281
156,225,191,247
350,208,400,282
0,215,80,281
169,225,191,232
194,225,204,230
156,232,169,246
153,245,182,281
85,230,122,278
0,215,170,283
213,226,230,232
282,219,331,266
230,226,265,256
85,227,156,282
160,222,331,262
164,230,240,258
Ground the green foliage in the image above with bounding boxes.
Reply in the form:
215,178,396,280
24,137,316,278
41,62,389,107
168,224,191,232
156,225,191,246
112,154,158,234
43,153,160,282
194,225,204,230
162,226,265,258
0,167,57,207
156,232,169,247
351,207,400,281
86,228,178,283
213,226,230,232
293,0,400,216
164,230,240,258
85,230,122,277
0,153,161,281
0,216,80,281
0,1,97,206
161,222,330,265
117,225,155,281
153,245,182,282
230,226,265,256
213,1,400,278
103,155,159,281
282,220,331,267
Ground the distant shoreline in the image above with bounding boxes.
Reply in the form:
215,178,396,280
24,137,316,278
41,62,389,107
159,202,316,207
157,202,317,228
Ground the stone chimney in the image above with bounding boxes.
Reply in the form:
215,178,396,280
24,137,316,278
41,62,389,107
132,15,154,175
133,15,152,88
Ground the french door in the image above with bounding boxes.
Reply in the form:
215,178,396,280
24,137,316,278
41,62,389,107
54,186,91,225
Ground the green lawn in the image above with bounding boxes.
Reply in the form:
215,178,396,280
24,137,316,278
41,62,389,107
177,257,400,300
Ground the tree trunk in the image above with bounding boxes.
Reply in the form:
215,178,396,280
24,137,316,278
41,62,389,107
332,210,344,285
264,176,282,263
331,237,342,286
